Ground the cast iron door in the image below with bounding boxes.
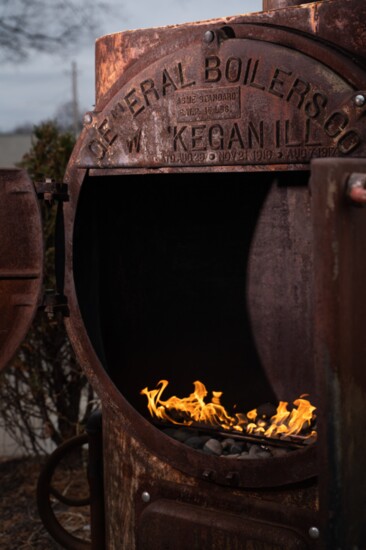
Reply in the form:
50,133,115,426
0,168,43,370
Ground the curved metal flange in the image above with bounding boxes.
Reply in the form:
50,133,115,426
37,434,91,550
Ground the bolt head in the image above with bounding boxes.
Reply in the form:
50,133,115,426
354,94,366,107
83,112,93,125
204,30,215,43
308,526,320,539
141,491,151,503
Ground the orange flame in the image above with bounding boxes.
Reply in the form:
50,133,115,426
264,397,316,439
141,380,317,442
141,380,238,430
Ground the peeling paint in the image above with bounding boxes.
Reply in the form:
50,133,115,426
308,3,319,35
326,180,337,215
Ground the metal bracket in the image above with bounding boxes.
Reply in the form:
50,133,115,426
41,290,70,318
34,178,69,204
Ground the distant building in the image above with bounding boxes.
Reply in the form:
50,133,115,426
0,133,32,168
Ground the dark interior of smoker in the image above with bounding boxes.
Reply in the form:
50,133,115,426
74,171,310,418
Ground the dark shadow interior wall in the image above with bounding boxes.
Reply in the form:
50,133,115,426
74,172,279,415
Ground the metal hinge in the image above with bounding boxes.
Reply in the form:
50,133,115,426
41,290,70,318
34,178,69,204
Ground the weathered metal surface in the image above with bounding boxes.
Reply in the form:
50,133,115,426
252,0,366,65
311,158,366,548
94,1,366,107
63,145,320,543
88,164,309,176
68,168,318,490
0,169,43,371
57,2,366,549
263,0,315,9
78,31,366,170
137,499,309,549
247,174,315,401
101,404,318,550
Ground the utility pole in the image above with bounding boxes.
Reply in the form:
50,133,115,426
71,61,80,137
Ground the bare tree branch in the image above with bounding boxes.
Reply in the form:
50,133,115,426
0,122,100,456
0,0,110,61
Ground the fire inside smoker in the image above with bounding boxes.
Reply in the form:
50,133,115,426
141,380,317,446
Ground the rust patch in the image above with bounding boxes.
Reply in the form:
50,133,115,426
0,169,43,371
79,37,366,170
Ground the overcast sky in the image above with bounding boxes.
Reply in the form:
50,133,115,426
0,0,262,133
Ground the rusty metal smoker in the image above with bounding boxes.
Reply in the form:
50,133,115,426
1,0,366,548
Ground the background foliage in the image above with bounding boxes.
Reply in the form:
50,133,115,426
0,121,97,455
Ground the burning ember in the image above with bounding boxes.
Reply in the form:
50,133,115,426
141,380,317,444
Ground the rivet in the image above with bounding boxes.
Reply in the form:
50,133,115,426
347,172,366,206
141,491,151,503
83,112,93,125
204,30,215,44
308,526,320,539
209,153,216,160
354,94,366,107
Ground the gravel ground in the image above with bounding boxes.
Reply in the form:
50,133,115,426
0,456,90,549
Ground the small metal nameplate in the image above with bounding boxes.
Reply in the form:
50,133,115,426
176,86,240,122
